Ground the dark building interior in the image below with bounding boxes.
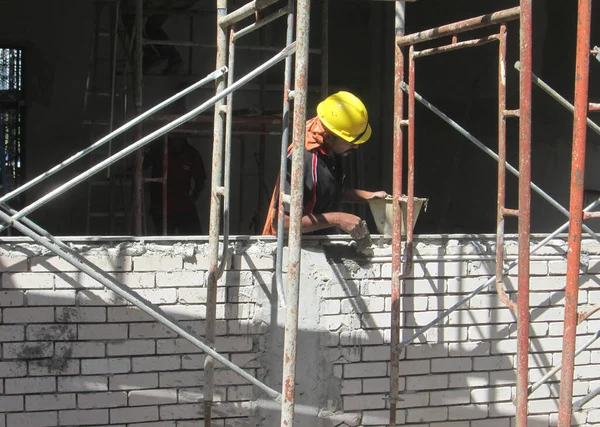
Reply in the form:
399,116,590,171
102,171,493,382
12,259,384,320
0,0,598,236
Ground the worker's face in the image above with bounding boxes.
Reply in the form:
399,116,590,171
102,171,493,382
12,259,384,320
326,134,359,156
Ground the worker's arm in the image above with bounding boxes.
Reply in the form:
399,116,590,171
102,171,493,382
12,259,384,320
281,211,367,235
342,188,388,203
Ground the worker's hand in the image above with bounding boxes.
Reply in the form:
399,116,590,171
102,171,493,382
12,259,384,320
336,213,368,238
367,191,389,200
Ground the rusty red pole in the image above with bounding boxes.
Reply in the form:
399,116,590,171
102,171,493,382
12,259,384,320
389,2,405,425
280,0,310,424
496,25,517,313
405,45,415,273
516,1,533,426
558,1,592,426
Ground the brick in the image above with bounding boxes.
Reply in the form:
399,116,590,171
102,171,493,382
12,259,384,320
490,370,516,386
448,404,488,420
396,392,429,408
548,260,567,275
134,288,178,304
215,336,253,352
343,394,386,411
181,354,205,370
182,253,210,271
407,374,448,391
0,361,27,377
3,341,53,359
344,362,387,378
471,386,512,403
2,272,54,289
321,299,341,315
59,409,108,426
6,412,57,427
361,312,391,329
161,304,207,320
29,358,80,376
0,291,23,306
398,359,430,376
56,307,106,323
178,288,208,304
446,276,491,294
160,403,203,420
363,378,395,393
430,389,471,406
54,272,154,289
107,307,155,322
431,357,472,373
361,346,390,361
0,396,24,412
134,255,182,271
360,280,392,296
83,255,132,271
472,419,511,427
474,355,514,371
130,323,178,339
0,255,28,272
30,256,81,272
27,324,77,341
78,324,127,340
82,358,131,374
449,372,489,388
226,385,253,401
76,289,127,305
55,342,105,358
110,406,159,423
25,290,76,305
128,388,178,406
3,307,54,323
58,376,107,392
77,391,127,409
233,252,274,270
26,394,76,411
157,338,203,355
159,371,204,388
406,344,448,359
110,373,158,390
132,355,181,372
490,339,519,354
108,339,155,356
406,407,448,423
0,325,24,341
157,271,204,287
341,330,384,347
5,376,56,394
363,410,404,426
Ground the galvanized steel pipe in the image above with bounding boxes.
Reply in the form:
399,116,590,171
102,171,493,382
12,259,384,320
281,0,311,424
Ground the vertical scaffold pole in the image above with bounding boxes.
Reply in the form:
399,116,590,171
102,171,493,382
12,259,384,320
206,0,228,424
516,1,533,426
133,0,144,235
281,0,311,425
558,1,592,426
389,2,405,426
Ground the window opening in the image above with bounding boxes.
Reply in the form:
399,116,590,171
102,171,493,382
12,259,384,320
0,48,24,203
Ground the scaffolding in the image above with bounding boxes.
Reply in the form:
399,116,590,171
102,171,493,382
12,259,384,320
0,1,599,426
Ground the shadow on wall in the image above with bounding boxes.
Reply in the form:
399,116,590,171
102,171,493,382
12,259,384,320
1,245,600,426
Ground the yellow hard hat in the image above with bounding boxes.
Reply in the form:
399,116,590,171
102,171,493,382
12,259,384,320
317,91,372,145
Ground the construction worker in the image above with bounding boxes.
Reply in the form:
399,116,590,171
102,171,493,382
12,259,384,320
263,91,388,237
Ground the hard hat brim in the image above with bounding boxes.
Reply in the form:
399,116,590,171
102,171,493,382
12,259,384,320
339,123,371,145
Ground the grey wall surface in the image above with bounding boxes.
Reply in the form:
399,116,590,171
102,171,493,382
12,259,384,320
1,0,599,236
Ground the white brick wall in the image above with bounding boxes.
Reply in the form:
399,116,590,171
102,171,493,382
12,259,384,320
0,237,599,426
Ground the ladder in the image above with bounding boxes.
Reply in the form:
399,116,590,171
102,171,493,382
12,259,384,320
83,0,134,235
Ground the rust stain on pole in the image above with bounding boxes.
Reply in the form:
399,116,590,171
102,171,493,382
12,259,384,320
558,1,592,426
515,1,533,426
396,6,520,47
389,3,405,425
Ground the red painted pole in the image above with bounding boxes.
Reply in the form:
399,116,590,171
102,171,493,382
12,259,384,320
558,1,592,426
516,1,532,426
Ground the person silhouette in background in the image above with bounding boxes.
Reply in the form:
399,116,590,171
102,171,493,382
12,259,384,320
144,135,206,235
